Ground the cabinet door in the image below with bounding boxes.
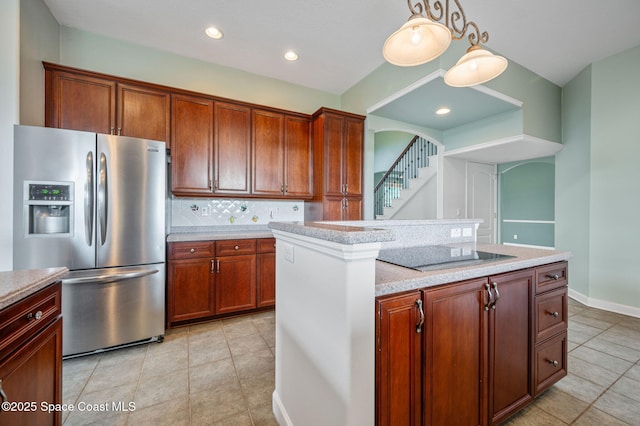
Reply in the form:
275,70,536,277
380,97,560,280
214,102,251,194
167,257,215,323
215,254,256,314
252,109,285,196
117,83,171,145
343,117,364,196
171,94,214,195
423,278,489,426
488,269,534,425
324,114,345,196
376,292,423,426
284,115,312,198
46,70,116,134
256,252,276,308
322,196,345,221
344,197,363,220
0,318,62,426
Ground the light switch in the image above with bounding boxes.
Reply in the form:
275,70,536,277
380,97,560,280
451,228,462,238
283,244,294,263
462,227,472,237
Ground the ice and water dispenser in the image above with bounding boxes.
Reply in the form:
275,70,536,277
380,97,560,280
24,181,74,236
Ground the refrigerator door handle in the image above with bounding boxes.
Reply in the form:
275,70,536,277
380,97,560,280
85,151,94,246
62,269,159,285
98,152,108,246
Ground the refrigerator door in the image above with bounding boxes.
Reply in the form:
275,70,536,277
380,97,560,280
13,125,96,270
96,134,166,268
61,264,165,357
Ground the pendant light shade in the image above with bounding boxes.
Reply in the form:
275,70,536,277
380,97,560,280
444,45,508,87
383,16,452,67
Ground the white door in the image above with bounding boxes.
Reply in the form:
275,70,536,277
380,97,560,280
466,162,496,244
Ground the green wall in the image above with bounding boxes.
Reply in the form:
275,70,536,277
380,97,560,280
499,158,555,247
374,131,415,174
557,44,640,311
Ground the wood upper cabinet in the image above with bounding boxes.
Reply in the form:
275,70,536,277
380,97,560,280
45,68,116,134
171,94,214,195
422,278,489,426
117,83,170,144
252,109,285,196
487,268,534,425
214,102,252,195
252,110,312,198
308,108,364,220
376,291,423,426
44,63,170,145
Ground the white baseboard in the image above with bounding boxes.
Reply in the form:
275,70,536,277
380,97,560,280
568,288,640,319
272,390,292,426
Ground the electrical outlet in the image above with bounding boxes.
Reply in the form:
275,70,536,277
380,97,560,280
284,244,294,263
451,228,462,238
201,206,209,216
513,234,518,240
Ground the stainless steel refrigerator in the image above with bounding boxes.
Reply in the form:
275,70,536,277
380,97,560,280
13,125,166,357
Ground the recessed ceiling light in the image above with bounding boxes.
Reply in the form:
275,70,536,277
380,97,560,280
436,107,451,115
205,26,223,39
284,50,299,61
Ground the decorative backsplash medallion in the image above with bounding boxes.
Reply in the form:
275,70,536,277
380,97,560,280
170,198,304,228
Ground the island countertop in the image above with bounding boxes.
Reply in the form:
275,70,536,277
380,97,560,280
375,243,571,296
0,267,68,310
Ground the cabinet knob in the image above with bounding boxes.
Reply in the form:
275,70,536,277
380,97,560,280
234,245,239,250
190,248,196,253
548,311,559,318
546,273,560,280
547,359,559,367
27,310,43,321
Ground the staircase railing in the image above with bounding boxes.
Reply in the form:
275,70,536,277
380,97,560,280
374,136,438,217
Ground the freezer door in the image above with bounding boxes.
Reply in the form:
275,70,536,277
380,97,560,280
61,264,165,357
13,125,96,270
96,134,166,267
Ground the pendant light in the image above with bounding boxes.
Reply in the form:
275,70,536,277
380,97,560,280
383,15,452,66
444,45,508,87
383,0,508,87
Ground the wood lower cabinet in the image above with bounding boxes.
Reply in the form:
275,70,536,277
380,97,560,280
323,196,363,221
422,278,488,426
256,238,276,308
375,263,567,426
0,282,62,426
375,292,423,426
167,242,216,324
167,238,275,326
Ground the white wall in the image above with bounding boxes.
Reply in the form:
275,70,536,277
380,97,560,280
0,0,20,271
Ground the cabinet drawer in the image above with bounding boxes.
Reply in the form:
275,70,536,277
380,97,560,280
535,262,568,294
257,238,276,253
168,241,215,260
216,239,256,256
535,287,568,343
0,282,61,360
534,331,567,396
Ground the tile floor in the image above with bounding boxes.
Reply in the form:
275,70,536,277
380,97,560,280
62,299,640,425
62,310,278,425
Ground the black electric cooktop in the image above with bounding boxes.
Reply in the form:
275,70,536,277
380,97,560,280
377,245,515,272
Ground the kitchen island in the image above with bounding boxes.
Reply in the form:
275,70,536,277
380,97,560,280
269,220,570,426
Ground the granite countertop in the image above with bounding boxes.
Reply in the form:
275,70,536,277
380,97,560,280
167,226,274,242
375,243,571,296
0,267,68,310
269,221,396,245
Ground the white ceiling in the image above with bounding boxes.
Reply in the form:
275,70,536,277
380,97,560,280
41,0,640,147
43,0,640,95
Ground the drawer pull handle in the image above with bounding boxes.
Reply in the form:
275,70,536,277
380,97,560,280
484,283,494,311
27,311,43,321
0,379,7,405
190,248,196,253
415,299,424,333
548,311,559,318
234,245,239,250
547,359,559,367
546,273,560,280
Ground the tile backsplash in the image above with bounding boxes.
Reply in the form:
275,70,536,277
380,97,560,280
170,197,304,228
